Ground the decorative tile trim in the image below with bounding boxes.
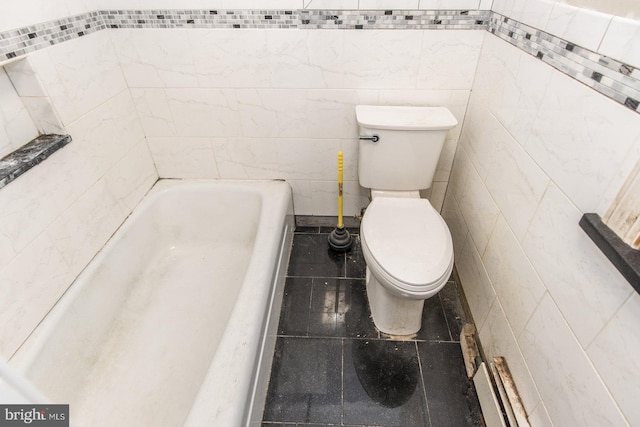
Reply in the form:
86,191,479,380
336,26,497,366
0,10,638,116
0,9,488,63
299,9,490,29
0,134,72,189
0,12,104,61
489,13,640,114
100,9,301,29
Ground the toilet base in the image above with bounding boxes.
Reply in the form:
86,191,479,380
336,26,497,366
366,268,425,336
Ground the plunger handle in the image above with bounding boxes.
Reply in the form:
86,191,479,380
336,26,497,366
337,151,344,229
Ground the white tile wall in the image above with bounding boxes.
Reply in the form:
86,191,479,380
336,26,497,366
588,293,640,425
147,137,220,179
457,157,499,254
519,294,627,426
545,3,611,51
304,0,358,9
103,140,157,213
0,0,92,33
483,216,546,336
419,0,480,9
0,234,74,359
113,28,482,215
599,16,640,69
484,115,548,241
441,189,468,260
0,68,39,158
0,34,157,358
27,31,128,126
447,20,640,425
525,71,640,214
478,298,542,412
455,235,496,329
523,184,632,346
361,0,419,9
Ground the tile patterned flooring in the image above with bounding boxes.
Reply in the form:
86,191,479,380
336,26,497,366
261,225,484,427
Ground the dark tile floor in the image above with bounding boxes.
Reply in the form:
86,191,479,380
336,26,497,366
262,224,484,427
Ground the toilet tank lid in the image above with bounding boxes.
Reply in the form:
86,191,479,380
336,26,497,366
356,105,458,131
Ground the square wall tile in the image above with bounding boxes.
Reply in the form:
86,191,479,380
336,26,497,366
189,29,272,89
458,157,499,255
417,31,484,90
544,3,611,51
523,183,632,347
478,299,541,413
147,137,219,179
361,0,419,8
341,31,422,89
515,0,554,31
455,235,495,330
4,58,47,97
110,29,197,88
483,215,546,336
304,0,358,9
104,140,158,213
28,31,127,126
0,68,38,157
588,293,640,425
519,294,627,426
419,0,480,9
461,104,503,182
0,234,74,359
441,194,468,262
129,88,177,137
524,71,640,213
599,16,640,70
484,125,549,241
289,179,369,217
46,178,126,276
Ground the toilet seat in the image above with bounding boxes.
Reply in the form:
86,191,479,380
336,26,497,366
360,197,453,299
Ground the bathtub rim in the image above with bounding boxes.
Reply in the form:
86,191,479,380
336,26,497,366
9,178,294,427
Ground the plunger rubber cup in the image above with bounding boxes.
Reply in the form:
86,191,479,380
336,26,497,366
328,226,353,252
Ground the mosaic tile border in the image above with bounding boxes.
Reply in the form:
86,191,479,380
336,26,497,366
299,9,489,29
0,12,104,61
489,13,640,113
100,9,301,29
0,9,638,115
0,9,489,62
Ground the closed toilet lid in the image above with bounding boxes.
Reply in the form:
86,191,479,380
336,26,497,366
361,197,453,290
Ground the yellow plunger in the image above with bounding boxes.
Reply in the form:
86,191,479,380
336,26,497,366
328,151,353,252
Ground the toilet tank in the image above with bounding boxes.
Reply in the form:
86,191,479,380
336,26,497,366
356,105,458,191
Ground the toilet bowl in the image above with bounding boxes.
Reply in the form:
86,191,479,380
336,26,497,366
355,105,458,336
360,197,453,335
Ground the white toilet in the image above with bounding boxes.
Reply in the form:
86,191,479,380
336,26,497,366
356,105,458,336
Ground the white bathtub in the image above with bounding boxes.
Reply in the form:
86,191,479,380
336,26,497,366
10,179,294,427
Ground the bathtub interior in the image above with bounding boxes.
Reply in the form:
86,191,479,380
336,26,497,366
8,179,293,427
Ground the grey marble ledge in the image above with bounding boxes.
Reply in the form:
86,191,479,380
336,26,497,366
0,134,72,189
580,213,640,294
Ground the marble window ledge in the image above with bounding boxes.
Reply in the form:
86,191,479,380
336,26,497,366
0,134,72,189
580,213,640,294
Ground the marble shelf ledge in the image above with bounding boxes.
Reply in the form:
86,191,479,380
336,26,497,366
580,213,640,294
0,134,72,189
